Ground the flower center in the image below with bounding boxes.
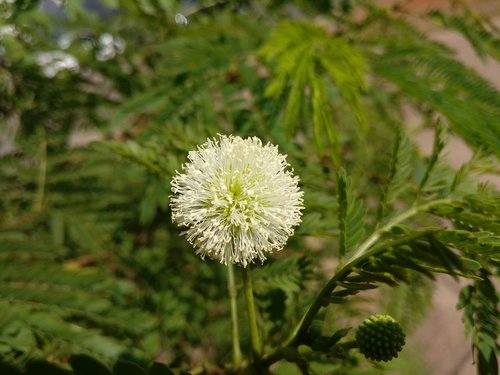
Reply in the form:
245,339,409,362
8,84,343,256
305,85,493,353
220,173,259,229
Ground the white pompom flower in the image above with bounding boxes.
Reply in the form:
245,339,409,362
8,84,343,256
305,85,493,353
170,134,304,267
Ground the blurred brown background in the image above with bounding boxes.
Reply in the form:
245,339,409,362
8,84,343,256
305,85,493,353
378,1,500,374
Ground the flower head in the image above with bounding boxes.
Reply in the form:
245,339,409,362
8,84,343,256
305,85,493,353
356,315,406,362
170,134,304,267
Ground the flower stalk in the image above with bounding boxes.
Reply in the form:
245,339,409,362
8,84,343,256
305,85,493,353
226,251,242,367
242,266,262,365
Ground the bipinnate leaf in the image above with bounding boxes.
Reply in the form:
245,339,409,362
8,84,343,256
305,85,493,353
260,21,366,157
371,20,500,157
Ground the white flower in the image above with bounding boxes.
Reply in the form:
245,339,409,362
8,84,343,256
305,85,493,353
35,51,79,78
170,135,304,267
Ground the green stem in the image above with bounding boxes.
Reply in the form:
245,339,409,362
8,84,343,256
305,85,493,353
227,252,242,367
242,265,262,364
267,198,453,360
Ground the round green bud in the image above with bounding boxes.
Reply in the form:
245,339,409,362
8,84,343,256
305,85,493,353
355,314,405,362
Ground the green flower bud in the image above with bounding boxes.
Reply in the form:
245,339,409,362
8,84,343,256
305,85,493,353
355,314,405,362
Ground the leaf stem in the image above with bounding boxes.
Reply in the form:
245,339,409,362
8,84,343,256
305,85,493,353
227,252,242,367
242,265,262,365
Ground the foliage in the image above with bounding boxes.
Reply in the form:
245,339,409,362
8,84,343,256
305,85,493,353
260,20,367,161
1,0,499,374
0,354,177,375
457,272,499,375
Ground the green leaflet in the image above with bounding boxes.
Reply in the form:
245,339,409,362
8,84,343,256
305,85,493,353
430,193,500,234
376,131,413,223
337,171,366,257
417,122,446,195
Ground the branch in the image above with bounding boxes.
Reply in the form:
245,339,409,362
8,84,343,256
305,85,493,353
262,198,454,368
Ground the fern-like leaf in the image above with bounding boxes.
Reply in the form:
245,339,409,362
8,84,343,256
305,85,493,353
97,141,175,177
382,272,433,332
369,15,500,156
417,122,446,195
260,21,366,159
337,171,366,257
376,131,413,222
253,256,314,300
0,252,156,365
429,7,500,61
457,272,499,375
